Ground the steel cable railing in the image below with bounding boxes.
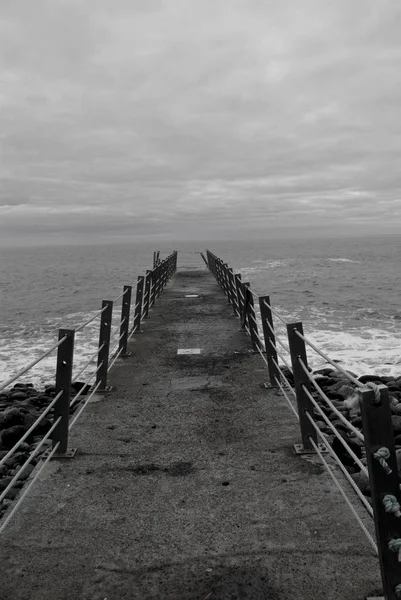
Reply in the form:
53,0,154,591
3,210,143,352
0,441,60,535
69,380,103,431
298,357,364,442
70,362,104,408
0,416,62,504
208,251,384,564
0,250,178,535
304,411,373,516
72,344,105,384
307,432,378,555
302,385,367,476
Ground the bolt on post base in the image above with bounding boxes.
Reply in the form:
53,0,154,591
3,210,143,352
293,443,329,455
43,448,77,460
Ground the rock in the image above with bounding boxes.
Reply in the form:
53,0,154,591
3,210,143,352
5,487,18,500
0,408,25,431
332,434,363,468
351,472,370,494
392,405,401,415
10,392,28,400
0,476,13,492
358,375,385,384
392,416,401,434
0,425,28,449
71,381,90,396
17,464,35,481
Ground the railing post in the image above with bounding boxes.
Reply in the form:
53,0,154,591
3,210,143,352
119,286,132,356
235,274,244,321
143,270,152,318
286,321,317,452
133,275,145,332
150,267,157,307
154,264,161,298
52,328,75,456
228,268,239,315
224,263,233,305
96,300,113,391
240,280,250,330
245,284,260,349
360,385,401,600
200,252,208,268
259,295,280,386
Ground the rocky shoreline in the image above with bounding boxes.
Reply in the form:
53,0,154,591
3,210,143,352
0,381,89,520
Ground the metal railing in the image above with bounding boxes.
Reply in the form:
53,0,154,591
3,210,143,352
0,250,178,533
205,249,401,600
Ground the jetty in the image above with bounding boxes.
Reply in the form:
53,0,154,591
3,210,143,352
0,251,400,599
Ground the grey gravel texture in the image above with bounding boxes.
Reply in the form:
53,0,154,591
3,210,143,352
0,267,381,599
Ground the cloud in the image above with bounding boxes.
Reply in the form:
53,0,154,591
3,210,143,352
1,0,401,244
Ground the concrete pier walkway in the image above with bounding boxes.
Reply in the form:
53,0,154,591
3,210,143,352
0,268,380,599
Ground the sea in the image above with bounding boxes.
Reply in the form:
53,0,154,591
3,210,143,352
1,234,400,389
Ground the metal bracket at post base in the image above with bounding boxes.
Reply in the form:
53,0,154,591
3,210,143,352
43,447,77,460
293,443,329,455
96,385,113,394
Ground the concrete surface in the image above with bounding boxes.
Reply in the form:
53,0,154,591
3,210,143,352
0,266,381,599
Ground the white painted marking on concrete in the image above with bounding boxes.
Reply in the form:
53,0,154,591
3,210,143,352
177,348,201,355
185,294,199,297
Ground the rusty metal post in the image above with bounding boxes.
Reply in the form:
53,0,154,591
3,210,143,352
286,321,317,452
96,300,113,391
259,295,280,386
360,385,401,600
133,276,145,332
52,328,75,455
118,285,132,356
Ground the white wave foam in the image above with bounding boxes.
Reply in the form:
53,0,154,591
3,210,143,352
0,309,124,390
328,258,358,263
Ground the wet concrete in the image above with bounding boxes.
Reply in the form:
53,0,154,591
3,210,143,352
0,267,381,599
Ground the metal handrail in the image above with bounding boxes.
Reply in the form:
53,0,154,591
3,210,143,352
70,362,103,407
298,357,364,442
303,385,367,476
0,441,60,534
69,380,103,430
272,358,297,398
274,376,299,418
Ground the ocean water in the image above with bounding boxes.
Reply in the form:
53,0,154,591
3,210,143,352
0,235,400,388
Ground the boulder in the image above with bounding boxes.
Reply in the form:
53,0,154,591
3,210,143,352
358,375,385,384
10,392,28,401
0,425,27,450
392,416,401,435
351,472,370,495
0,408,25,431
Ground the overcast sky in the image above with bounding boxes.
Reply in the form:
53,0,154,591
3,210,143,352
1,0,401,246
